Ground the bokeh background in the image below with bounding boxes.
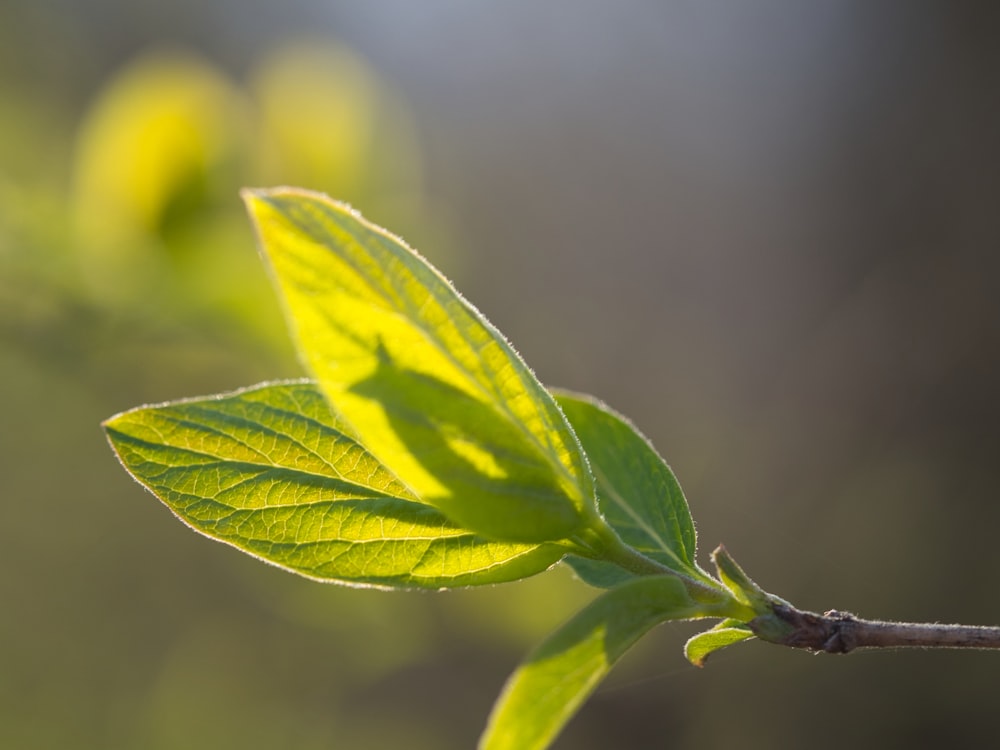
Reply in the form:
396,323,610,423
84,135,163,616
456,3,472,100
3,2,999,748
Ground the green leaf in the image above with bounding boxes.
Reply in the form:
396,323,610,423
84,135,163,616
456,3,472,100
243,188,598,544
103,380,566,589
480,575,733,750
561,556,636,589
684,619,755,667
554,392,703,586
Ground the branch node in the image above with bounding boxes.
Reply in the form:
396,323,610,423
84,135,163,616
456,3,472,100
819,610,859,654
755,604,861,654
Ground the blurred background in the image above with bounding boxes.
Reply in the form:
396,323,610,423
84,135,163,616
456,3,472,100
3,1,999,748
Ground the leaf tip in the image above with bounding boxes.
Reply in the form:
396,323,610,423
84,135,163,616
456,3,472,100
240,186,362,236
240,186,277,214
683,639,707,668
100,411,125,434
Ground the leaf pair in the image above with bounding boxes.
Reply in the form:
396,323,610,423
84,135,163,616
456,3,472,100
105,189,704,588
104,189,759,750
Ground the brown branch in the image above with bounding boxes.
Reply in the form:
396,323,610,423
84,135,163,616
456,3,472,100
755,604,1000,654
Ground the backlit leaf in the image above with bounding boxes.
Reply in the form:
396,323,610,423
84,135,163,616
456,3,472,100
244,188,598,544
103,380,566,589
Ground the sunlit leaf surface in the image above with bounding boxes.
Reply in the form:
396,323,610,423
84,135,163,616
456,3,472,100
243,189,599,543
104,380,566,589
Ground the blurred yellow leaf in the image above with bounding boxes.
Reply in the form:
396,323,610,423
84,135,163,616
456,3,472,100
73,49,247,246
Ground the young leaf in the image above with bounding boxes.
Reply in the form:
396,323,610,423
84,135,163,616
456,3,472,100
684,619,755,667
103,380,566,589
243,188,598,544
479,575,736,750
711,544,774,612
554,392,706,587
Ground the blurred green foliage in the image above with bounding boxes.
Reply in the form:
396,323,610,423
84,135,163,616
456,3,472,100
1,37,580,750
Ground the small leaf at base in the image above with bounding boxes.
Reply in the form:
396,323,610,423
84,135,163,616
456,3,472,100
684,619,755,667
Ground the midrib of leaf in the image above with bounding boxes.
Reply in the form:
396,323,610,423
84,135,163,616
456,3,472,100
119,445,528,542
194,504,553,586
162,478,516,547
195,503,489,544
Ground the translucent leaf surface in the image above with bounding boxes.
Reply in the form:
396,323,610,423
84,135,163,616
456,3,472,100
480,575,731,750
554,392,702,586
244,188,597,543
103,381,566,589
684,619,755,667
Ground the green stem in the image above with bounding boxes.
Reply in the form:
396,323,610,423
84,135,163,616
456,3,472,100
568,521,755,620
568,518,671,574
595,529,674,577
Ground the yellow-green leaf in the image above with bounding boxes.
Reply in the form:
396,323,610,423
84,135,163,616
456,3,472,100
244,188,597,543
103,381,566,589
